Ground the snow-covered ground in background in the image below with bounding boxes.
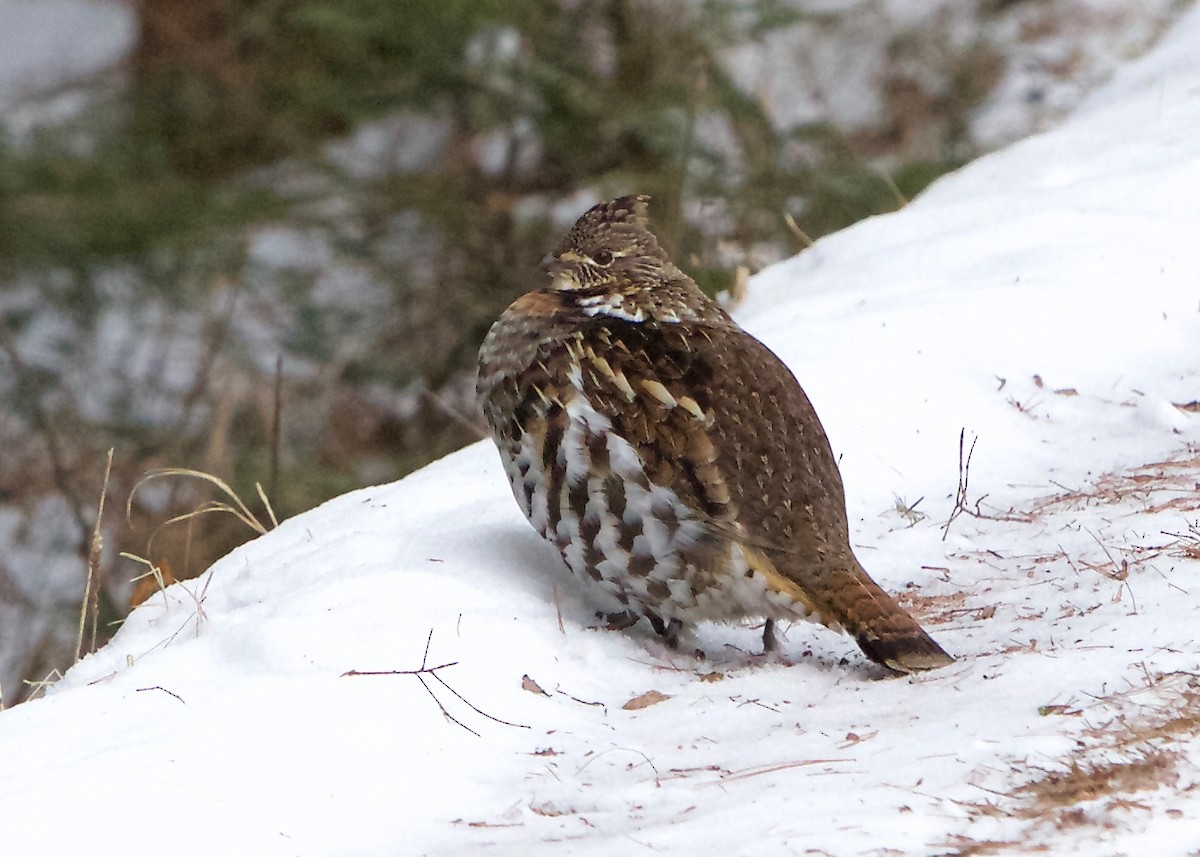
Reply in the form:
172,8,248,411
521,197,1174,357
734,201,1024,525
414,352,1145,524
0,0,132,133
3,0,1185,159
722,0,1184,152
3,4,1200,855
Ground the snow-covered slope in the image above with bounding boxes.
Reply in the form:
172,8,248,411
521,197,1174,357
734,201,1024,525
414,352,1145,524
3,7,1200,855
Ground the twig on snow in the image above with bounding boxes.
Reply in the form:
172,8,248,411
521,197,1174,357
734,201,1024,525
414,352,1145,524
941,429,1033,540
343,629,529,736
942,429,978,541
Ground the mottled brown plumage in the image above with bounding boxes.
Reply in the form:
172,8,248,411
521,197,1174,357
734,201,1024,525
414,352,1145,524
477,195,953,673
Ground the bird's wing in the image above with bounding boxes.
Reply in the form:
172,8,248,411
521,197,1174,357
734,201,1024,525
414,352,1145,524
567,316,850,553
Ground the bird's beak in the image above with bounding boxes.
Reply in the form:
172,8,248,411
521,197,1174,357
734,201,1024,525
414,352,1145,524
541,253,578,290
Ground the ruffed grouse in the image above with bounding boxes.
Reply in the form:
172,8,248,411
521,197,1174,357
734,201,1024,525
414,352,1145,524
477,195,953,673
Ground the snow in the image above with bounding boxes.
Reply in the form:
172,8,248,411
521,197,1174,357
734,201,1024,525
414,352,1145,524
0,0,133,133
720,0,1183,153
4,6,1200,856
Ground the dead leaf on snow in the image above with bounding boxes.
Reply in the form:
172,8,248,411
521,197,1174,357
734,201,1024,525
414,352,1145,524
521,674,550,696
623,690,670,710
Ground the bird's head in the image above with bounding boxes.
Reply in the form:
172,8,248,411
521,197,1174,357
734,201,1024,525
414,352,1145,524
544,195,673,292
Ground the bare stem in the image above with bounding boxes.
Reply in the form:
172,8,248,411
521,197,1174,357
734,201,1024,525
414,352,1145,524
342,629,529,736
942,428,977,541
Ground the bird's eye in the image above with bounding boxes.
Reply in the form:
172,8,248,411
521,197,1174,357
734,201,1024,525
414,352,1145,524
591,249,614,267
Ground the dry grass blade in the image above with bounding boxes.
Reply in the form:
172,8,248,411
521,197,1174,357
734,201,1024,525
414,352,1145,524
121,552,170,607
1013,750,1179,813
1031,448,1200,517
877,167,909,208
21,668,64,702
958,669,1200,844
76,448,114,663
255,482,279,529
142,504,260,557
127,468,271,535
126,468,280,564
1164,519,1200,560
721,758,851,783
783,211,814,248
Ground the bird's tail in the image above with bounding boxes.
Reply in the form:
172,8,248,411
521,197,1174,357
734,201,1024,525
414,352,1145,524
744,544,954,673
818,560,954,673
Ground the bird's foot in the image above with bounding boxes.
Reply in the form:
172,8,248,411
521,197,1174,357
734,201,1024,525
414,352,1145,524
599,610,641,632
645,614,705,659
646,613,683,647
760,618,778,655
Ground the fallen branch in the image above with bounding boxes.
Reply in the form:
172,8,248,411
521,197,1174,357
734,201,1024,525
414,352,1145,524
136,685,186,704
343,629,529,736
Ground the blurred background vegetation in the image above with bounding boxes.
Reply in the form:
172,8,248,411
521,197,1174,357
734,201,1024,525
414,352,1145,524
0,0,1184,703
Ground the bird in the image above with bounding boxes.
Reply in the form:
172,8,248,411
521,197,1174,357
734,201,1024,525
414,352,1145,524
476,195,953,674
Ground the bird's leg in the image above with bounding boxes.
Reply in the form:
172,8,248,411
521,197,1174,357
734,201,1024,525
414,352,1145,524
761,618,778,654
646,614,706,659
601,612,701,657
600,610,640,631
663,618,685,650
644,612,674,645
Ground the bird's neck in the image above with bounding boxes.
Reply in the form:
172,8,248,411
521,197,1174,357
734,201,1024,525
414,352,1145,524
570,277,727,326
